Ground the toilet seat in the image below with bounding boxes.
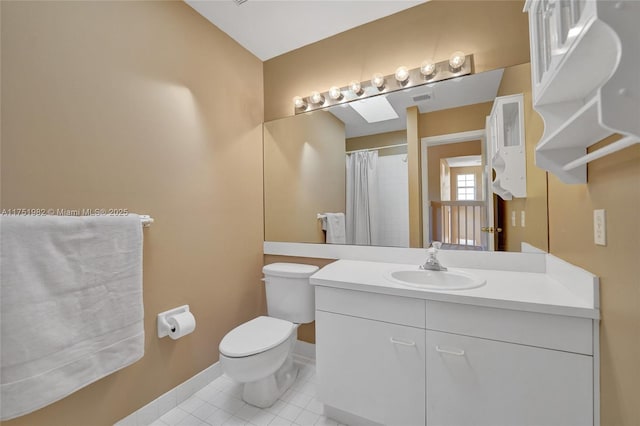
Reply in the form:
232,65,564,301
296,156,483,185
219,316,295,358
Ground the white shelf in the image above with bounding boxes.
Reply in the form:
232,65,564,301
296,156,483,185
525,0,640,184
537,96,608,151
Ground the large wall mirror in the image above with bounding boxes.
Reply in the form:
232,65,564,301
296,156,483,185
263,62,548,252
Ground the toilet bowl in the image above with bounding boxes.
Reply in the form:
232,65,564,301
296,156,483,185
220,316,299,408
218,263,318,408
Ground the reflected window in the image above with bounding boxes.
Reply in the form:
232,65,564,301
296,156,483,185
456,174,475,200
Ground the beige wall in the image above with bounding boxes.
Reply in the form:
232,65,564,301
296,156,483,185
1,2,264,425
548,141,640,426
263,111,345,243
407,107,422,247
263,0,530,121
419,102,494,139
496,63,548,252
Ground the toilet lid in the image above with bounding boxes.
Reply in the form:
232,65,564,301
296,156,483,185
262,263,319,278
219,316,295,358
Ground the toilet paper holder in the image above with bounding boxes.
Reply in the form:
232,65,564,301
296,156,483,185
157,305,191,338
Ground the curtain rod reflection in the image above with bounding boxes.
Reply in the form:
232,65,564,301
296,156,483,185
346,143,407,154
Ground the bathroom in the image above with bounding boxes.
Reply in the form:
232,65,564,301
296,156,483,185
0,1,638,426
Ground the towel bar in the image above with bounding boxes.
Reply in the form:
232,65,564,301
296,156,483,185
561,135,639,172
140,215,154,227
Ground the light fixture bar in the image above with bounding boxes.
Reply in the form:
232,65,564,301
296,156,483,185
294,54,473,114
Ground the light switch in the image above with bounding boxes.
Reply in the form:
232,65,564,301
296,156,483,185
520,211,526,227
511,210,516,227
594,209,606,246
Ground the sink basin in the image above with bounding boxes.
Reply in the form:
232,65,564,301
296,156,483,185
385,268,486,291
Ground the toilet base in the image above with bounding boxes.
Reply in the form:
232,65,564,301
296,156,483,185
242,355,299,408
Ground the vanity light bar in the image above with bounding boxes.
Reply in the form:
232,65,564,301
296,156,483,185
293,54,473,114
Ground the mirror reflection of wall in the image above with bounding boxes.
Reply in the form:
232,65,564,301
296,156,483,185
263,111,345,243
263,63,547,252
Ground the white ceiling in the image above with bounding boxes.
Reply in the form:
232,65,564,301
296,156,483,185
185,0,428,61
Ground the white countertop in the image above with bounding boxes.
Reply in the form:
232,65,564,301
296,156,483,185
310,259,599,319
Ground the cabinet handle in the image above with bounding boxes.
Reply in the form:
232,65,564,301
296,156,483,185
435,345,465,356
390,337,416,347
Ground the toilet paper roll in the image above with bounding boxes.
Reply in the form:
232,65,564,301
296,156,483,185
168,311,196,340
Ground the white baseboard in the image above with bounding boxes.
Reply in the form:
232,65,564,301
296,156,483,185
114,362,221,426
324,405,381,426
293,339,316,364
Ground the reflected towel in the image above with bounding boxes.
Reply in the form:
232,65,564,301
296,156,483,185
0,215,144,420
324,213,346,244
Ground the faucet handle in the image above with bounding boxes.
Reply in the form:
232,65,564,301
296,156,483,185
432,241,442,250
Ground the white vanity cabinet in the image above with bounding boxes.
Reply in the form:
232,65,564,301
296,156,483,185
425,301,594,426
315,287,596,426
316,287,426,426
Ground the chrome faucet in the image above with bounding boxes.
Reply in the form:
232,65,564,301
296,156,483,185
420,241,447,271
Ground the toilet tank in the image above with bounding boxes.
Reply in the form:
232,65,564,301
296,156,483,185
262,263,319,324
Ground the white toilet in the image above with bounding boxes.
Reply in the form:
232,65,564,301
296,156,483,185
219,263,318,408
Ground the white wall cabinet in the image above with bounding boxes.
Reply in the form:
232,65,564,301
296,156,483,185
487,94,527,200
315,287,597,426
525,0,640,183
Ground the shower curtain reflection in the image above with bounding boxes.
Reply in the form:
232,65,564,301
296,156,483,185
346,151,379,245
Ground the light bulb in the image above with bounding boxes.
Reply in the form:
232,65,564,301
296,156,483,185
310,91,325,105
349,81,363,95
371,73,385,90
328,86,343,100
420,61,436,77
293,96,307,109
394,66,410,84
449,51,466,70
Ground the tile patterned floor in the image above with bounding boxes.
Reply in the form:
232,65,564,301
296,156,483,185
150,362,346,426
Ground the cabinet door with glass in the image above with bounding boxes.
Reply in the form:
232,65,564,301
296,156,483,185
489,93,526,199
528,0,591,102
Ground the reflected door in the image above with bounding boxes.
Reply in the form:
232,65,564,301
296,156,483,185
482,116,497,251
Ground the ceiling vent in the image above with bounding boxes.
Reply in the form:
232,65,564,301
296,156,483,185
412,92,432,103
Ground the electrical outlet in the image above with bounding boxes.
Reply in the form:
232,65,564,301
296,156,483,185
594,209,606,246
511,210,516,227
521,211,526,227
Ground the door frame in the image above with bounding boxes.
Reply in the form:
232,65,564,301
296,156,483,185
420,129,489,249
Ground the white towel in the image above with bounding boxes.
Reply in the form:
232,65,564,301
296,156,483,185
0,214,144,420
324,213,346,244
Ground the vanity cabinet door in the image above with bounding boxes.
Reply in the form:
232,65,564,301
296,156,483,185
426,330,593,426
316,310,426,426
